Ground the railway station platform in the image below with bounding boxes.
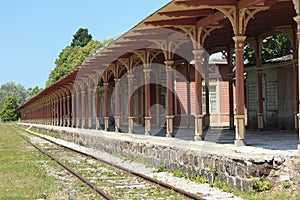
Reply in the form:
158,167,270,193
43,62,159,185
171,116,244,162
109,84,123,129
19,123,300,191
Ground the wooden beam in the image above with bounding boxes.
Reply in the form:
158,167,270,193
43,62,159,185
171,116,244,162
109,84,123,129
237,0,267,9
196,11,224,27
158,9,214,17
175,0,236,7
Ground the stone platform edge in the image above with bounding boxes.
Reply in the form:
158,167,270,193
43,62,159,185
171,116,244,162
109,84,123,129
19,123,300,191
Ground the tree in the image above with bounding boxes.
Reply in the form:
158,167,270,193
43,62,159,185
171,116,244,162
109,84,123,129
71,28,92,47
0,82,27,108
46,28,113,87
27,86,43,100
244,33,292,65
0,96,20,122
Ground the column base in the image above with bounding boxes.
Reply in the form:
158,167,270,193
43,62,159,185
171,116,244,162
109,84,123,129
115,116,120,133
204,114,210,129
128,117,135,134
195,115,204,139
81,118,86,129
194,135,203,141
76,119,80,128
96,117,100,130
104,117,109,131
235,139,246,146
258,113,264,130
298,144,300,152
166,115,174,138
235,115,246,141
88,118,93,129
145,116,151,135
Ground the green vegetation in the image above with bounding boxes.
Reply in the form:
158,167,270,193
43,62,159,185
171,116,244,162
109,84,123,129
46,28,113,87
244,33,292,65
283,181,292,189
0,96,20,122
209,178,234,193
156,161,167,172
172,168,184,178
0,82,42,122
0,124,57,199
252,177,273,192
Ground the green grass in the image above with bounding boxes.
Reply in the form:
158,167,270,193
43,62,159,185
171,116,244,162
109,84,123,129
0,123,58,199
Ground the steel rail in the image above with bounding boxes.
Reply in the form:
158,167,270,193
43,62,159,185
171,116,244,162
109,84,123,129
11,126,113,200
23,126,206,200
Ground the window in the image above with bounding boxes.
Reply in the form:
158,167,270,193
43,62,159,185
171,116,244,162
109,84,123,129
202,86,218,114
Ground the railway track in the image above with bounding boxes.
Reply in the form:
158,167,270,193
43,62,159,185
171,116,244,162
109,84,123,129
11,125,205,200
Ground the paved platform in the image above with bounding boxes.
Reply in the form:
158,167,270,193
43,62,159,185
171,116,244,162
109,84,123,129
117,125,299,151
20,123,299,158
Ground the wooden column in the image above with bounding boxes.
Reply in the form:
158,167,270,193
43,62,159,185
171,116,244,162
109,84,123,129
227,47,235,130
103,83,110,131
63,96,67,126
114,79,121,133
233,36,247,146
71,93,76,127
67,95,71,127
255,39,264,130
144,68,151,135
193,49,204,141
88,89,93,129
204,53,210,129
95,86,100,130
127,74,135,133
165,60,174,137
294,15,300,151
59,96,63,126
76,91,81,128
81,90,86,129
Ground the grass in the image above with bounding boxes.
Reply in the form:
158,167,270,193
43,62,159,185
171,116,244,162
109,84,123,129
0,123,58,199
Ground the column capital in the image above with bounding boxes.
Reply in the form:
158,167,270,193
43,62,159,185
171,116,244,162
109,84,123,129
103,82,109,87
127,74,134,80
114,78,120,83
81,90,86,94
294,15,300,23
164,60,174,67
232,36,247,43
192,49,205,56
143,68,152,78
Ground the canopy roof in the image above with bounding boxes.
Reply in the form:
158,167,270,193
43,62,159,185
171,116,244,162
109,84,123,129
19,0,296,109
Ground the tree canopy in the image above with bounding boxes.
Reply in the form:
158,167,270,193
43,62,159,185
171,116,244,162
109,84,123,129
46,28,113,87
0,82,27,107
0,96,20,122
244,33,293,65
71,28,92,47
0,82,43,120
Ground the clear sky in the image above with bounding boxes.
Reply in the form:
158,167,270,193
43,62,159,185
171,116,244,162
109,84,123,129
0,0,170,89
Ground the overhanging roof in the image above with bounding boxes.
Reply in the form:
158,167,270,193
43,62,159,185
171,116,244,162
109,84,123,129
19,0,297,110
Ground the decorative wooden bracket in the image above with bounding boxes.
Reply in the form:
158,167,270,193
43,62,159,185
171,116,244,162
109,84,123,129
150,39,186,60
212,5,268,35
132,50,162,67
293,0,300,15
176,25,222,49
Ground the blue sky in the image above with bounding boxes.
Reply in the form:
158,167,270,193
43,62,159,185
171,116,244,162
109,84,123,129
0,0,170,89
